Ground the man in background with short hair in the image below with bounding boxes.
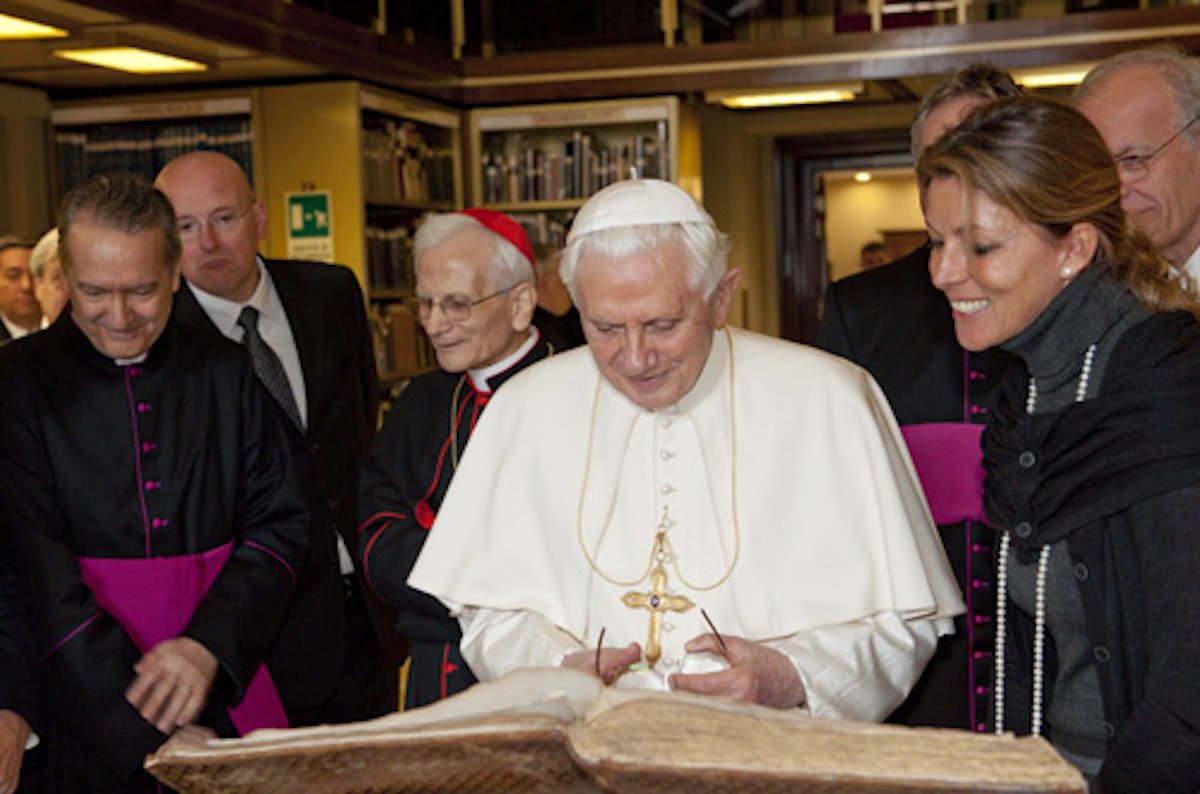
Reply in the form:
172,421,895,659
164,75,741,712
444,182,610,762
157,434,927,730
1075,44,1200,282
859,240,889,271
0,238,39,342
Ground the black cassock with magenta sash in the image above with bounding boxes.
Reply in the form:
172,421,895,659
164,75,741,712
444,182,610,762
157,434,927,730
0,311,309,792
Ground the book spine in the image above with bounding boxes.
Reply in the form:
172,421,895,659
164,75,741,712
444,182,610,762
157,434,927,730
572,130,583,199
657,120,670,181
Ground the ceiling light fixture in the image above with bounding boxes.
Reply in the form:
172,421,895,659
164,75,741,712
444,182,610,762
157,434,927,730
0,11,68,39
705,82,864,109
854,171,872,183
54,45,208,74
1013,64,1095,89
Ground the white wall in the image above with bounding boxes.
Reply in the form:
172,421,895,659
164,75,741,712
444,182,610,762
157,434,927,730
824,171,923,283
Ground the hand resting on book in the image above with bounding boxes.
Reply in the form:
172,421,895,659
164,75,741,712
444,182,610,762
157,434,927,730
670,634,806,709
560,633,806,709
561,641,641,684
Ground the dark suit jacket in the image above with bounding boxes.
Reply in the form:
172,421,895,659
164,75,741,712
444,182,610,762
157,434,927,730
0,561,39,733
818,247,972,425
0,319,13,344
173,259,381,717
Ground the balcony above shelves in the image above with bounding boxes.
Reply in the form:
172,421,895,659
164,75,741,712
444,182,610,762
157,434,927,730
22,2,1196,114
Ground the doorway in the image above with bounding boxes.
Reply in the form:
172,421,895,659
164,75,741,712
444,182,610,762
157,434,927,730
775,129,913,343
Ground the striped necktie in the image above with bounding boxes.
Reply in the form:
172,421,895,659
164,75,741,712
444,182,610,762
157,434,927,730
237,305,303,430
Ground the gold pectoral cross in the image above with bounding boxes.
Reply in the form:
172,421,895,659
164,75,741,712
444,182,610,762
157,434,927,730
621,529,694,666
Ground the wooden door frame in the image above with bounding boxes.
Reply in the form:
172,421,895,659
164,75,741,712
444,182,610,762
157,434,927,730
775,128,912,343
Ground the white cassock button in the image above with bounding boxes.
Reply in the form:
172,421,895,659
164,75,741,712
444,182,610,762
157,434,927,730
660,484,673,494
659,417,672,428
659,449,674,461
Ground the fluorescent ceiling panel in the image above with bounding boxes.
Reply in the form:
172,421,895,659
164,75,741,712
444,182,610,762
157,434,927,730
0,11,68,39
54,46,208,74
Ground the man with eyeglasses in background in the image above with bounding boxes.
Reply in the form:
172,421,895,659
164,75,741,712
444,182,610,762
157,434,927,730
155,151,398,728
1075,45,1200,284
357,208,549,708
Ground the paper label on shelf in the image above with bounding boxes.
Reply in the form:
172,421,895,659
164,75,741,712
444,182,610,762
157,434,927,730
286,190,334,262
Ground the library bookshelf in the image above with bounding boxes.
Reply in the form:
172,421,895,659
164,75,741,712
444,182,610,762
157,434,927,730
467,96,700,248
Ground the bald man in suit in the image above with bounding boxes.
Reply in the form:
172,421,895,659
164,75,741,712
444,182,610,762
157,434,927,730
157,151,397,726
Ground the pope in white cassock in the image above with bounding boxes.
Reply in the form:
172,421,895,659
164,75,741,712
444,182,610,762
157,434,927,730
409,179,964,720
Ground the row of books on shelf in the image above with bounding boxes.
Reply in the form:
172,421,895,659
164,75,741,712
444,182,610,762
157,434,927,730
365,224,415,292
368,303,435,380
55,118,254,195
362,120,456,205
480,124,670,204
509,211,573,249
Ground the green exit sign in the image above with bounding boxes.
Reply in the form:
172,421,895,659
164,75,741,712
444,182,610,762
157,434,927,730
285,190,334,262
288,191,331,237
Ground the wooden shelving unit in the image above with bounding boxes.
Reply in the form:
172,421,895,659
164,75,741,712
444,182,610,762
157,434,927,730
467,96,700,248
259,82,464,382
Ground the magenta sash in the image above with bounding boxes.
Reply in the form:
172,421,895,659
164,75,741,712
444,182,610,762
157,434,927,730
79,542,288,735
901,423,987,525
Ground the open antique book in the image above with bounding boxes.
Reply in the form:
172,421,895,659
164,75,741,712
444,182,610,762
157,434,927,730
147,667,1086,793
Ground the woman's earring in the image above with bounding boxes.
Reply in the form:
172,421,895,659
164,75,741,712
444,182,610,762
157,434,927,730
1061,266,1074,280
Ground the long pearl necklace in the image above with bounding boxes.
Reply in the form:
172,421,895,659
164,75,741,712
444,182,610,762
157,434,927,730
994,343,1095,737
575,328,741,593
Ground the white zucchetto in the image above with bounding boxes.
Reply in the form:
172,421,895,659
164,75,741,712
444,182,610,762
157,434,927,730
567,179,713,243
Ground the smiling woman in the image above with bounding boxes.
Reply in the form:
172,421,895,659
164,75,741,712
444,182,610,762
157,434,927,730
916,95,1200,790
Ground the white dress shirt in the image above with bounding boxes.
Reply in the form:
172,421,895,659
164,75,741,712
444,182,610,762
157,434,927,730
2,313,37,341
186,257,308,427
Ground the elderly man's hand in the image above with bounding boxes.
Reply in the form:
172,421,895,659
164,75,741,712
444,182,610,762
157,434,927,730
562,641,642,685
0,709,31,794
669,634,806,709
125,637,219,733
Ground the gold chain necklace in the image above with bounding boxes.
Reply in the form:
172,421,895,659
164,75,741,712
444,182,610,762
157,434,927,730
575,327,741,592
